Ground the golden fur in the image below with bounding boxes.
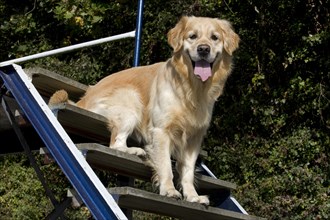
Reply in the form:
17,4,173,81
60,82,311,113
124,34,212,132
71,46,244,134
49,16,239,204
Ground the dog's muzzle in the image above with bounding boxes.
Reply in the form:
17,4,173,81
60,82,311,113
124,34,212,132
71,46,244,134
192,44,213,82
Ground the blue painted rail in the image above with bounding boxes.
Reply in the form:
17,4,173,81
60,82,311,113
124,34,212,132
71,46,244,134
0,64,127,220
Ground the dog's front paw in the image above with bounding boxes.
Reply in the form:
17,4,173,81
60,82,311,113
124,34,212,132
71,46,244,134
160,188,182,200
186,195,210,205
126,147,147,156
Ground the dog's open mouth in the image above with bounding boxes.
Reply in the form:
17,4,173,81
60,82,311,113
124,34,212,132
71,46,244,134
192,60,213,82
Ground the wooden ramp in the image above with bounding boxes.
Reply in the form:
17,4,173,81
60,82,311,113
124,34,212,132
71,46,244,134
109,187,264,220
76,143,236,195
0,67,265,219
69,187,264,220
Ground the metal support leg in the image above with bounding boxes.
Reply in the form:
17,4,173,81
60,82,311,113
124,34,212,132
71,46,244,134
46,198,72,220
117,176,134,220
0,94,69,219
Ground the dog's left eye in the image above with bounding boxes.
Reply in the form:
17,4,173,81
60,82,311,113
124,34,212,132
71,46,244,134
189,34,197,40
211,35,219,41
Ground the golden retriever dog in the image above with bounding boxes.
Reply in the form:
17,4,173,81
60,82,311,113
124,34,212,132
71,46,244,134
49,16,239,205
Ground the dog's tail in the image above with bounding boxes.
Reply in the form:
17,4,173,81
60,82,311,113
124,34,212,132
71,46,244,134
48,89,70,110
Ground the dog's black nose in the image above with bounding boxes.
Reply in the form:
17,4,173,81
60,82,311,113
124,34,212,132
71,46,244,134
197,44,210,57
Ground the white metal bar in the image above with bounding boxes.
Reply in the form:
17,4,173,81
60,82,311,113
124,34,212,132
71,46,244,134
230,197,248,214
200,161,218,178
0,31,136,67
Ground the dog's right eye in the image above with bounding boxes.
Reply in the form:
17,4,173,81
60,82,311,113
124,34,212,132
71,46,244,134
211,34,219,41
189,34,197,40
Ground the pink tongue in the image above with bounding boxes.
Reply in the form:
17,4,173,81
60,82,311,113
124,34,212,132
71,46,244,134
194,60,212,82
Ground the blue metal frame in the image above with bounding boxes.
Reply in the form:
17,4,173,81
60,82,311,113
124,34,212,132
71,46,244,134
133,0,144,67
0,65,125,220
198,161,248,214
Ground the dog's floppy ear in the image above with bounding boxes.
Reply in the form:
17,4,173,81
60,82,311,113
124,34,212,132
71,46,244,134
217,19,240,55
167,16,188,52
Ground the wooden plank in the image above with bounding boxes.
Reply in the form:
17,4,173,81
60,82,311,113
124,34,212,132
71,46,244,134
77,143,236,193
77,143,152,180
109,187,265,220
25,67,87,101
57,104,110,144
25,68,110,142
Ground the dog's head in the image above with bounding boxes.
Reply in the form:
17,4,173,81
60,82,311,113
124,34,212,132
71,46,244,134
168,16,239,82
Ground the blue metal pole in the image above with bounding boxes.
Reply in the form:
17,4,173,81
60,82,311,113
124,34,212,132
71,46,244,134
133,0,144,67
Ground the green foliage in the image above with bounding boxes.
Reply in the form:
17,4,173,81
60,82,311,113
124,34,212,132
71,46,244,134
0,156,50,219
0,0,329,219
0,154,92,219
206,125,330,219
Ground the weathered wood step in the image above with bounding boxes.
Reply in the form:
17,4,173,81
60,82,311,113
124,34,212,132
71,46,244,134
67,187,265,220
25,67,87,102
109,187,264,220
25,67,108,143
55,104,110,144
77,143,235,194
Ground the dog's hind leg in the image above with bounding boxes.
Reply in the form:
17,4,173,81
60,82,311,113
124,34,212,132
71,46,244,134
107,107,146,156
89,88,146,156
